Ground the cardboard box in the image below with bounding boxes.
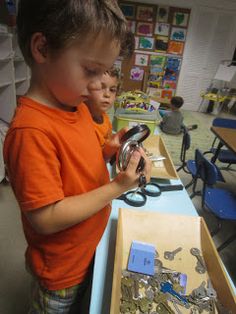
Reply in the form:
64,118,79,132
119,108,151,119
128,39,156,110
110,208,236,313
143,134,178,179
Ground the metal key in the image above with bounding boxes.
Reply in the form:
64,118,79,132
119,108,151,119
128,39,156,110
190,247,206,274
160,282,189,307
206,279,217,299
164,247,182,261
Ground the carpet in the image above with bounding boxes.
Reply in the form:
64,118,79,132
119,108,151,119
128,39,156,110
158,110,217,166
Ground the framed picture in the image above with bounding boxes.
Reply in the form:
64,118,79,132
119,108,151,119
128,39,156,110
127,20,136,33
154,23,170,36
156,6,169,22
150,66,165,75
170,27,187,42
135,53,149,66
136,22,153,37
130,67,144,81
136,5,154,22
150,55,166,67
161,89,173,99
138,36,154,50
155,35,169,52
167,40,184,55
172,11,189,27
120,3,136,19
163,80,177,89
163,57,181,81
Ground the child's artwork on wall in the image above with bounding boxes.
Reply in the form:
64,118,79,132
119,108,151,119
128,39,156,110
163,80,177,89
164,57,181,81
135,53,149,66
167,41,184,55
113,59,122,74
161,89,173,99
127,20,136,33
130,67,144,81
136,22,153,36
150,66,165,75
147,74,163,88
136,5,154,22
170,27,187,42
138,37,154,50
172,11,189,27
120,3,136,19
156,6,169,22
150,55,166,67
155,36,168,52
154,23,170,36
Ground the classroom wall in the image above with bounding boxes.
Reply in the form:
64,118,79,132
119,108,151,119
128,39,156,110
126,0,236,111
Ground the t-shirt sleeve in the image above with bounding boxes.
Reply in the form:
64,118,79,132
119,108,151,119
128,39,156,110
4,128,64,211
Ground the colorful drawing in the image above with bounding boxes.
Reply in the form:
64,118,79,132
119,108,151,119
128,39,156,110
170,27,187,42
113,59,122,73
138,37,154,49
136,5,154,22
136,22,153,37
161,89,173,99
127,20,136,33
150,66,164,75
135,53,149,66
150,55,166,67
156,6,169,22
163,80,177,89
130,67,144,81
163,57,181,81
155,36,169,52
146,87,162,98
154,23,170,36
120,3,136,19
172,12,189,27
167,41,184,55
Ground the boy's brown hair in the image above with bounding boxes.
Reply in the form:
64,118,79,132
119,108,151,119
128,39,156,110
17,0,128,66
171,96,184,109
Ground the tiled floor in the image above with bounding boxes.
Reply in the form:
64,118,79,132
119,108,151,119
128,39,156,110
0,112,236,313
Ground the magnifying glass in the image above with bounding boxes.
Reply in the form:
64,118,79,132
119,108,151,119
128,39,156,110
117,182,183,207
116,124,150,172
110,124,151,168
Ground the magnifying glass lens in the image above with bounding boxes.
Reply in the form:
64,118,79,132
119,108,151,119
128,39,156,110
125,191,146,207
142,183,161,197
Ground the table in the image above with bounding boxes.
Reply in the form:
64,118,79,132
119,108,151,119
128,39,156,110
89,179,198,314
210,126,236,163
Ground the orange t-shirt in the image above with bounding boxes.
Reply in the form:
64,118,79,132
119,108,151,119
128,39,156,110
93,112,112,147
4,97,111,290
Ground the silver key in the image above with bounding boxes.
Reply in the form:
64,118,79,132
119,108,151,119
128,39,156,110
206,279,217,299
164,247,182,261
190,247,206,273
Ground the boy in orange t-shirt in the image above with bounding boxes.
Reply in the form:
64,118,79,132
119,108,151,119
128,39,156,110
86,67,120,151
3,1,152,313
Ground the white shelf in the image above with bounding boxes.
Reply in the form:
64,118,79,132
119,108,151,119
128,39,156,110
0,84,16,123
0,30,30,123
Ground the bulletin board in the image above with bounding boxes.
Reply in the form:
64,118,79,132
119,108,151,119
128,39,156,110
118,1,191,100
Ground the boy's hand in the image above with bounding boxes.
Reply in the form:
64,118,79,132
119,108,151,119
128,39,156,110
113,147,152,192
103,127,128,160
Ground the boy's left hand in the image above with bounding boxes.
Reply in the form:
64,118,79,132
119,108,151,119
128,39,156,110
103,127,128,160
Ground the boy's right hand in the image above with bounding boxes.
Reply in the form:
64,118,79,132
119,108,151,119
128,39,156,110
113,147,152,192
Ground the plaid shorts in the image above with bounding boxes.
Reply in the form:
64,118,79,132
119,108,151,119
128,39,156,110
28,262,93,314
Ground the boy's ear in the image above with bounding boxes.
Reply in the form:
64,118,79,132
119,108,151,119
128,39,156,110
30,32,48,63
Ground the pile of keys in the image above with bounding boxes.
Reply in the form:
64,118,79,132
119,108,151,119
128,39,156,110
120,248,232,314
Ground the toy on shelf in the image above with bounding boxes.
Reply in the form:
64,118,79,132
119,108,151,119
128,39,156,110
114,90,156,113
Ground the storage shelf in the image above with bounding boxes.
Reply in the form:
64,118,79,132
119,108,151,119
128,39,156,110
0,81,12,88
0,30,29,122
